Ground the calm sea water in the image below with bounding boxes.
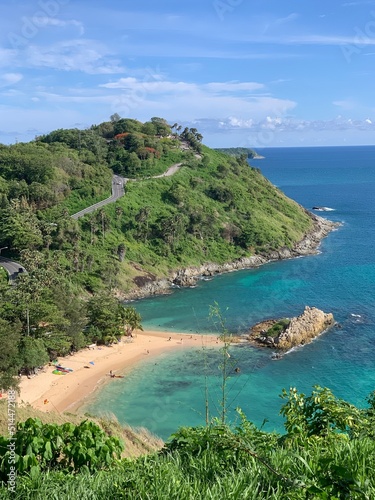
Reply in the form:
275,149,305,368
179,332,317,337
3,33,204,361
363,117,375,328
84,146,375,440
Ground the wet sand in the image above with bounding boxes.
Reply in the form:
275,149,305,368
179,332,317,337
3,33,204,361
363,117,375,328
18,330,222,414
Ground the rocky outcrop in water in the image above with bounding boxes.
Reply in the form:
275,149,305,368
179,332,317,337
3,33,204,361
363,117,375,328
249,306,335,351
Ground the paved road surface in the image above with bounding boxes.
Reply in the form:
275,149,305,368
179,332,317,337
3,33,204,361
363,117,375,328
0,163,184,278
0,257,26,282
152,163,182,178
70,164,182,219
71,174,127,219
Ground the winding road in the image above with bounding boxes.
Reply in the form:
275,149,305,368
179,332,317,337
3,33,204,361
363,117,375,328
0,257,26,282
71,174,127,220
71,163,182,219
0,163,183,279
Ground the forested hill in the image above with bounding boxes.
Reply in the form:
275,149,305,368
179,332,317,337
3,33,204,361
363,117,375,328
0,116,314,384
0,124,369,500
213,147,258,158
0,116,312,284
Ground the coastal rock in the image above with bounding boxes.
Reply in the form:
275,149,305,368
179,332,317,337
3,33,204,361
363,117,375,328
291,213,337,256
119,213,339,300
249,306,335,351
277,306,334,349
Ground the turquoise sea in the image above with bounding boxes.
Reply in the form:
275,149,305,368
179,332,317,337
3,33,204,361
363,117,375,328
84,146,375,440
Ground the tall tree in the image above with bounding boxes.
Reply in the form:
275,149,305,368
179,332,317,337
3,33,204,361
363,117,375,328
18,337,49,375
0,318,21,390
135,206,151,242
86,292,123,343
120,307,143,337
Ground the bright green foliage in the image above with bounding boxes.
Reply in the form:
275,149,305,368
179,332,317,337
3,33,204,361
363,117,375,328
266,318,290,338
0,118,314,299
0,200,43,251
86,299,143,342
86,291,127,343
120,307,143,337
101,145,312,285
0,253,87,381
280,385,366,440
0,143,54,184
214,147,257,158
0,117,317,416
0,318,21,390
18,338,49,375
0,418,123,481
3,389,375,498
164,415,278,470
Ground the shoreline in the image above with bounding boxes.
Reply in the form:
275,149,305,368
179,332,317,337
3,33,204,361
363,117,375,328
120,213,340,300
17,216,339,418
18,330,222,415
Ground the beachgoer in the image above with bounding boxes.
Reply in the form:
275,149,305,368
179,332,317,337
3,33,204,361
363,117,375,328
109,370,115,378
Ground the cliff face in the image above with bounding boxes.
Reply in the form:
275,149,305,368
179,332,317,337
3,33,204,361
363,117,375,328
250,306,335,351
276,306,334,349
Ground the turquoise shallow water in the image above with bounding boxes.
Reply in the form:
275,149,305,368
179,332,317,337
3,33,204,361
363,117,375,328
84,146,375,440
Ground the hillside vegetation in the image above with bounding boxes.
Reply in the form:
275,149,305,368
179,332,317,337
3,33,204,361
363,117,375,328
0,117,361,498
0,116,312,290
2,386,375,498
0,115,313,388
214,146,258,158
0,401,163,459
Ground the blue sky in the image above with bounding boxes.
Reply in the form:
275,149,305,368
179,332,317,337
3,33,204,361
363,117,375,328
1,0,375,147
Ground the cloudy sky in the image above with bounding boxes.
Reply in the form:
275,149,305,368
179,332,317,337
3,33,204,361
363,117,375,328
1,0,375,147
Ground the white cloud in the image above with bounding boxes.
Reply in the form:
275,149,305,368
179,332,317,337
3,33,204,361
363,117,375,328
237,33,375,46
198,115,375,134
204,81,264,92
265,12,299,32
24,39,124,74
97,76,295,121
333,99,358,110
290,34,375,45
101,77,195,93
0,73,23,88
36,91,114,104
342,1,375,6
35,17,85,35
226,117,254,128
100,78,264,94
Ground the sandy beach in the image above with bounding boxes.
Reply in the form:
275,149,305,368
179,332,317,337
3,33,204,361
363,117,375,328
18,330,222,414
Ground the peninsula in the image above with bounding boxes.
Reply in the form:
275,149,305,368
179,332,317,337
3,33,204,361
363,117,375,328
0,115,338,394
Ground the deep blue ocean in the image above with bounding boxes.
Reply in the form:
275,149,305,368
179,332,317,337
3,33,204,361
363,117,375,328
84,146,375,440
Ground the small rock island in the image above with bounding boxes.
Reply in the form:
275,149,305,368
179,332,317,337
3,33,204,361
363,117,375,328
248,306,335,351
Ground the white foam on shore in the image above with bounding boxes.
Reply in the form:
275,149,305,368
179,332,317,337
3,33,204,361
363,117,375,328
313,207,335,212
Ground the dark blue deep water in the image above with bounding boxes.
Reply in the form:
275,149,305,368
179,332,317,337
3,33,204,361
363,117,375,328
84,146,375,439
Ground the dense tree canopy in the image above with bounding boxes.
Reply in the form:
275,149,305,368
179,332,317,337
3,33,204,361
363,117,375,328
0,115,313,388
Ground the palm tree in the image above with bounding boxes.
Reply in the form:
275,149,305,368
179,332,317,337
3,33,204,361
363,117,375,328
117,243,126,262
135,206,151,242
120,306,143,337
89,214,98,245
97,209,110,244
115,205,123,229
